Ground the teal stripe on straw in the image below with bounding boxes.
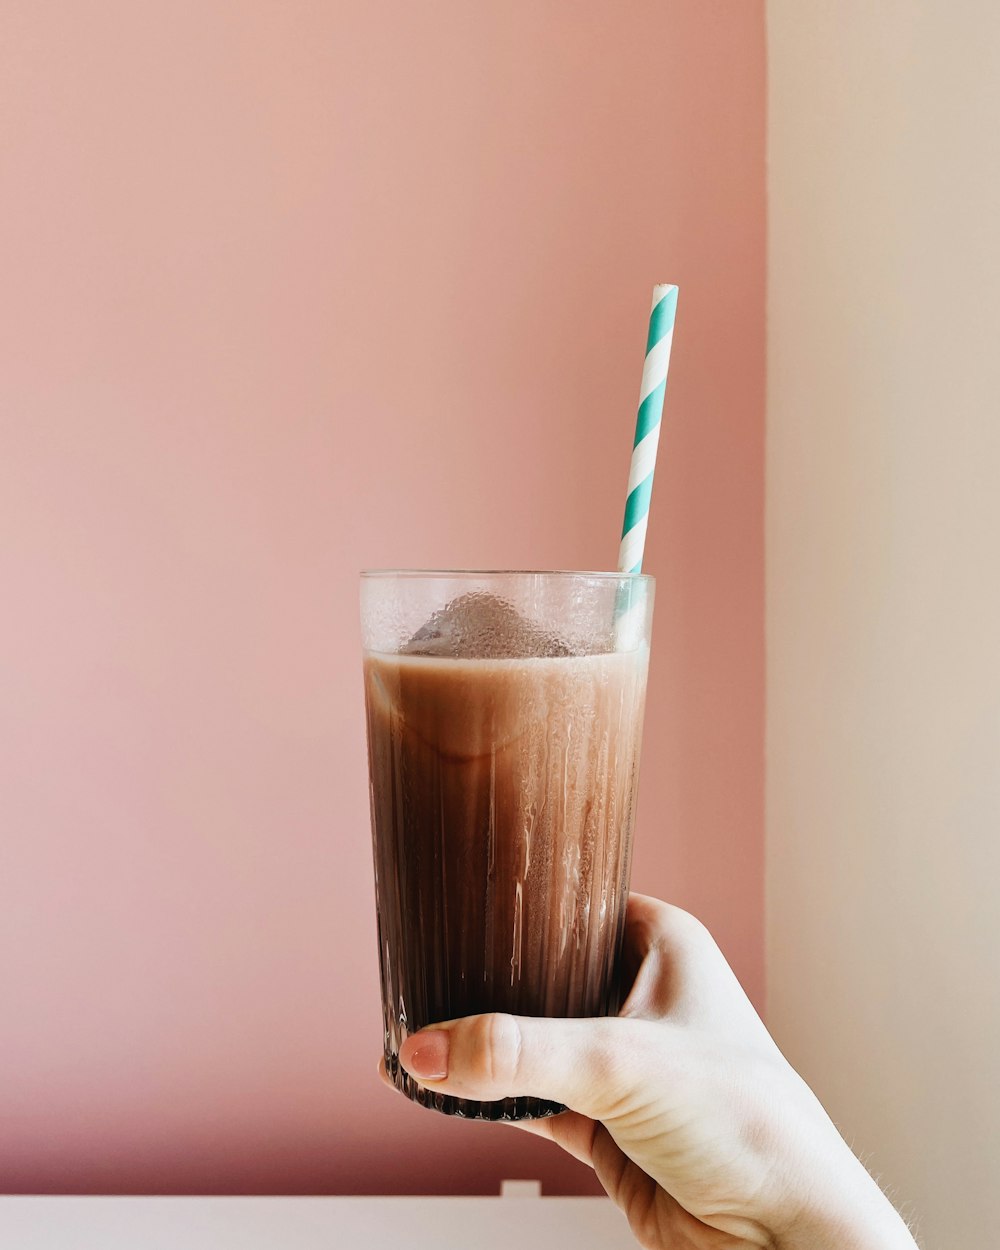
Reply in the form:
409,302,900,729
621,474,654,538
645,286,678,353
618,284,678,581
633,379,666,447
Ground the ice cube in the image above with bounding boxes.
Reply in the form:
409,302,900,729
401,592,572,659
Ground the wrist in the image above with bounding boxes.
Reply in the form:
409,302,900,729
775,1153,917,1250
754,1068,917,1250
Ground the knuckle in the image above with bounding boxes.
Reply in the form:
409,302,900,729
464,1013,522,1094
666,901,703,931
664,903,717,950
486,1013,523,1092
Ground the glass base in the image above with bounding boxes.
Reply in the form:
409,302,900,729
385,1052,565,1121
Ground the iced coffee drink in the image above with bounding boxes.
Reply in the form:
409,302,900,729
361,572,653,1120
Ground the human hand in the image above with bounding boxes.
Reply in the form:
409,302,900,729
387,894,917,1250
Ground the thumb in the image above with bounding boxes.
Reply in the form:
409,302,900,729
398,1013,647,1119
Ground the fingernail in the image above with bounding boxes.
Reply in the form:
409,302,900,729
400,1030,450,1081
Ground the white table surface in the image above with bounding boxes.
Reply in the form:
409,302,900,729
0,1194,637,1249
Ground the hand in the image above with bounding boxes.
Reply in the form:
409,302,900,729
386,894,918,1250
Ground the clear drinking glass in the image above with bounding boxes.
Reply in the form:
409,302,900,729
361,571,653,1120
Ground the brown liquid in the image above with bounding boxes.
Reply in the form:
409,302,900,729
364,647,648,1120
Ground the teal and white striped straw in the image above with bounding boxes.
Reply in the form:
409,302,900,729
618,284,679,574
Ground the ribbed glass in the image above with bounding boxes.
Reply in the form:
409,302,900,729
361,571,653,1120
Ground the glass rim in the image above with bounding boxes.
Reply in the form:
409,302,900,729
360,568,654,583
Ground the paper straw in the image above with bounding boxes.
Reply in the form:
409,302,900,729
618,284,678,574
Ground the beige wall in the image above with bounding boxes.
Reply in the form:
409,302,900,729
767,3,1000,1244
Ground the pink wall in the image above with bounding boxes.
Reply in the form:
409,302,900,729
0,2,765,1196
